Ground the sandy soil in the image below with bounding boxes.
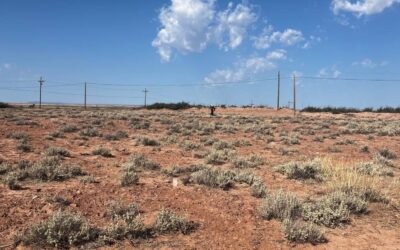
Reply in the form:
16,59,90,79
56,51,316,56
0,107,399,249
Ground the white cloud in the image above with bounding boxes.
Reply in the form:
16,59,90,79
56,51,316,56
152,0,216,62
271,29,305,46
204,49,286,84
266,49,287,60
252,25,273,49
332,0,400,16
214,3,258,50
318,66,342,78
152,0,257,62
352,58,388,68
252,27,305,49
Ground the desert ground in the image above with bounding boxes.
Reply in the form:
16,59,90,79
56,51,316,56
0,106,399,249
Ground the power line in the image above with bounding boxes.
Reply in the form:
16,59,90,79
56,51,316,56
297,76,400,82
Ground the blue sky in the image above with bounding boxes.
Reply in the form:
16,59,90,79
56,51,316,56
0,0,399,107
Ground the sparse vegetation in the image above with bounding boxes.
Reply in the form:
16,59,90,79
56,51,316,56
92,147,113,157
154,209,197,234
45,147,71,157
282,219,326,244
1,107,398,248
79,127,101,137
274,160,323,181
22,211,99,248
258,190,302,221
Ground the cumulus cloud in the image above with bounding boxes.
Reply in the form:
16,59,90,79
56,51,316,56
214,2,258,50
252,27,305,49
152,0,216,62
318,66,342,78
352,58,388,68
204,49,286,84
152,0,257,62
332,0,400,16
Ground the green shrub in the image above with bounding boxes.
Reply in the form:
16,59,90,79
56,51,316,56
7,132,29,140
48,131,65,139
258,190,302,221
205,148,236,165
360,146,369,153
45,147,71,157
251,181,268,198
22,211,99,248
3,173,22,190
16,140,32,153
109,202,140,221
190,168,235,190
106,202,147,240
79,127,101,137
283,219,326,244
28,157,84,181
146,102,192,110
120,171,139,186
92,148,113,157
0,162,10,175
154,209,197,234
60,125,78,133
104,131,128,141
123,154,160,172
301,191,367,228
134,136,159,146
274,160,322,181
232,154,264,169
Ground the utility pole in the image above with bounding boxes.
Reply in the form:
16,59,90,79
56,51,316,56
143,88,149,108
293,73,296,115
277,71,280,110
84,82,87,110
38,76,45,109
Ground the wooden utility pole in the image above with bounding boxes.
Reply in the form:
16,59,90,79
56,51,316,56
293,74,296,115
84,82,87,110
38,76,45,109
143,88,149,108
277,71,280,110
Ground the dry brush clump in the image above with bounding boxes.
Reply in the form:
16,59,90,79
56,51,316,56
105,202,148,240
257,190,326,244
301,191,367,228
204,148,237,165
1,156,85,189
154,209,198,235
104,130,128,141
274,160,323,181
79,127,101,137
92,147,113,158
282,219,326,244
134,136,160,146
45,146,71,157
190,167,267,198
21,210,100,248
231,154,264,169
258,189,302,221
190,168,235,190
120,154,160,186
